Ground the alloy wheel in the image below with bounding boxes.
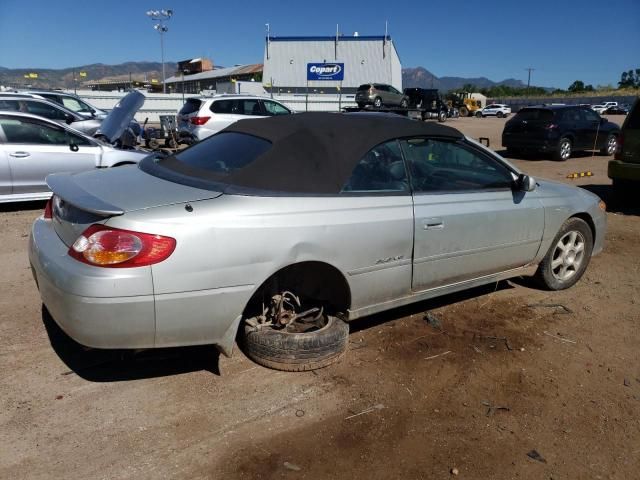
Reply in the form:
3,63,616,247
551,230,585,281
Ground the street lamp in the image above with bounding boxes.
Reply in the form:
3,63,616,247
146,8,173,93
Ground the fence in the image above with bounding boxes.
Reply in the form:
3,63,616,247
73,89,357,123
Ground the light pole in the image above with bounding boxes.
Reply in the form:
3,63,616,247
146,8,173,93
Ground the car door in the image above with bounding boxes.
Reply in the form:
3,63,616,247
399,137,544,291
580,107,605,149
261,100,291,116
387,86,403,105
0,124,11,196
0,116,99,194
340,140,414,308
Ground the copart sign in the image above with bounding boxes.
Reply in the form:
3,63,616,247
307,63,344,81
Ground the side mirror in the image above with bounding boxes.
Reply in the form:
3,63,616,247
69,143,79,152
516,173,536,192
64,113,74,124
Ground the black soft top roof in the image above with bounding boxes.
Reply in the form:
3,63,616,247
151,112,464,195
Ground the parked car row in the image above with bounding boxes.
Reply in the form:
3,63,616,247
0,90,150,203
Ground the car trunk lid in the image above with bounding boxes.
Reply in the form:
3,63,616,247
47,166,222,246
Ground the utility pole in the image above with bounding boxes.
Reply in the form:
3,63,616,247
525,67,535,97
146,9,173,93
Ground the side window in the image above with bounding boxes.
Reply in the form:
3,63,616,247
61,97,85,112
389,86,400,94
25,101,67,121
581,109,600,122
342,140,408,194
0,100,21,111
263,101,290,116
241,99,262,116
0,117,67,144
399,138,513,193
210,100,233,114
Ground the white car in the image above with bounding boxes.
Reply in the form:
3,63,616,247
478,104,512,118
593,102,617,115
0,112,149,203
177,95,292,141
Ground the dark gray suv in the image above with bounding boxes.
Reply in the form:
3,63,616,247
356,83,409,109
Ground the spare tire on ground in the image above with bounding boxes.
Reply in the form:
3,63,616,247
243,315,349,372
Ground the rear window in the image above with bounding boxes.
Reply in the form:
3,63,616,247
357,84,372,91
625,100,640,129
513,108,554,122
179,98,202,115
169,132,271,174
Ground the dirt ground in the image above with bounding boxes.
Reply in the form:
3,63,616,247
1,115,638,480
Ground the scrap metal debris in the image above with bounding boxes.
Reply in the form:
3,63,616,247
526,450,547,463
481,400,510,416
345,404,385,420
425,351,452,361
527,303,573,314
283,462,301,471
543,331,577,344
424,312,442,329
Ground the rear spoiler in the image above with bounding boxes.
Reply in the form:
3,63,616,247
46,173,125,216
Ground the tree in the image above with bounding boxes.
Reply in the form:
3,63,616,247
568,80,585,92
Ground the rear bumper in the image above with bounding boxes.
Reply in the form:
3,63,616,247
29,217,156,348
29,217,253,353
608,160,640,182
177,125,215,141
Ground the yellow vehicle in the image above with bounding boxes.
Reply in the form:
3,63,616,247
448,92,483,117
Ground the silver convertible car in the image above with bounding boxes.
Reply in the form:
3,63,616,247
29,113,606,371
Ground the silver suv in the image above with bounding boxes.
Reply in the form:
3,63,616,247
0,90,108,119
177,95,292,141
356,83,409,109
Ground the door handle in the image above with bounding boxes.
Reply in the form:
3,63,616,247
423,218,444,230
9,151,30,158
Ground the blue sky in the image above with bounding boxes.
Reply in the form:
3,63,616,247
0,0,638,88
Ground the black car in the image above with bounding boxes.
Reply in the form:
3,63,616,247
502,105,620,160
604,105,629,115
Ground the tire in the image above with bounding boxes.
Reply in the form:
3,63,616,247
164,138,177,149
554,137,572,161
438,110,447,122
475,111,483,118
243,316,349,371
400,98,408,108
533,217,593,290
146,138,160,150
497,111,504,118
600,134,617,156
373,97,383,108
459,106,469,117
505,147,520,158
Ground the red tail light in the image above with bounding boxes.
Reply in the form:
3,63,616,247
615,133,624,160
189,116,211,126
43,197,53,219
69,225,176,268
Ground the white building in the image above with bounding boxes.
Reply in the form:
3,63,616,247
262,34,402,95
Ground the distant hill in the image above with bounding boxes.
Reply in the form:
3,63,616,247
0,62,178,89
402,66,528,92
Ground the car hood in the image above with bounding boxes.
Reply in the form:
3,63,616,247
94,90,145,143
47,165,222,216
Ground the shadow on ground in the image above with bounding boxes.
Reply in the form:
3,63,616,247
580,184,640,216
349,280,516,334
0,200,47,214
42,307,221,382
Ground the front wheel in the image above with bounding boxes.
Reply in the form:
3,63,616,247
533,218,593,290
497,111,504,118
243,315,348,371
400,98,408,108
459,106,469,117
475,111,483,118
438,110,447,122
600,134,617,156
554,137,572,161
373,97,383,108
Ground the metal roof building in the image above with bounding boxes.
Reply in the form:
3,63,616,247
164,64,263,94
262,35,402,95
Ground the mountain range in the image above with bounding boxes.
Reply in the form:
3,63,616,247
0,62,178,89
1,61,529,92
402,67,528,91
